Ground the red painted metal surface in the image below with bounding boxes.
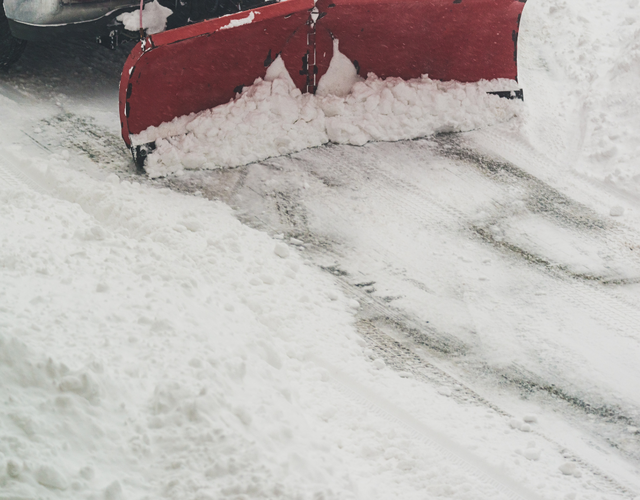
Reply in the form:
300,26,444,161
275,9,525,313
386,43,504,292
315,0,524,84
119,0,313,146
119,0,525,147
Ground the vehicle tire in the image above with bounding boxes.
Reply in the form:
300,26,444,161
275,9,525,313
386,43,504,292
1,3,27,70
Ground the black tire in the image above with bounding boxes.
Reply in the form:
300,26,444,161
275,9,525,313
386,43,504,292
1,3,27,70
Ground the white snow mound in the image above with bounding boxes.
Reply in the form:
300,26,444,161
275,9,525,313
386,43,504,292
133,53,521,178
519,0,640,196
316,38,364,98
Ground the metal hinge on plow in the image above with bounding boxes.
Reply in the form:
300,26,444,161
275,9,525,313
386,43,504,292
305,6,322,94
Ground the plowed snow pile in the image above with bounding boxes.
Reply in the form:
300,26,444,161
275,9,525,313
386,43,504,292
1,157,573,500
519,0,640,195
0,159,366,500
135,52,521,178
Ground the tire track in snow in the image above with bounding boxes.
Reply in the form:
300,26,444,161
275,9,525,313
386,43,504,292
302,142,640,486
294,141,470,232
339,281,639,500
468,127,640,277
165,137,640,495
311,356,545,500
35,112,132,170
283,148,476,355
313,354,638,500
298,139,640,357
0,148,50,194
452,130,640,340
0,159,24,190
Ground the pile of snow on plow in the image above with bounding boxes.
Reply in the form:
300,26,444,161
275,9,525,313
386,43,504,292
136,56,521,178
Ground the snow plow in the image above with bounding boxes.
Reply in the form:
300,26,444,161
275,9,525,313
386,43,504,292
119,0,527,167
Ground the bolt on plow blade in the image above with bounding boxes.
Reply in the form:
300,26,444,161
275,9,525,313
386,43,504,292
119,0,525,149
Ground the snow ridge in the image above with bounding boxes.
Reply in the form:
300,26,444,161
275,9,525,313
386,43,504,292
133,56,521,178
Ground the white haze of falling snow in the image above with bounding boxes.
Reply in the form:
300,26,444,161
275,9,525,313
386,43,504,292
3,0,640,499
135,50,521,178
117,0,173,35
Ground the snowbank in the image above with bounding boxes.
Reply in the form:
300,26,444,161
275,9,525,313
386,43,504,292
519,0,640,195
135,54,521,178
0,157,365,499
1,155,576,500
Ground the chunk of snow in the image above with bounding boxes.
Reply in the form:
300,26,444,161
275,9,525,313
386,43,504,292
316,39,363,98
372,358,386,370
559,462,579,476
35,465,68,490
104,481,125,500
220,10,256,30
6,458,23,478
274,242,290,258
105,173,120,185
117,0,172,35
264,55,296,88
609,205,625,217
437,387,452,397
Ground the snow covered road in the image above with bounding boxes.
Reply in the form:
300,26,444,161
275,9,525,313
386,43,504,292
3,0,640,498
164,126,640,476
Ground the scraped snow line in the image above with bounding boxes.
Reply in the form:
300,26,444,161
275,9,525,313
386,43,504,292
470,125,640,250
312,356,545,500
193,137,640,476
0,158,24,190
0,148,51,194
350,311,639,500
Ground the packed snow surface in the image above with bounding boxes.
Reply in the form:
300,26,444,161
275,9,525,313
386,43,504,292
117,0,173,35
0,158,364,500
3,0,640,498
1,150,583,500
134,54,521,178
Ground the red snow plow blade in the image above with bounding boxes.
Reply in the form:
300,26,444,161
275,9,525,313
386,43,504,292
119,0,525,149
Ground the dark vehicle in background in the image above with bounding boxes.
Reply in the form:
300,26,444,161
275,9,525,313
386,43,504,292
1,0,269,68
